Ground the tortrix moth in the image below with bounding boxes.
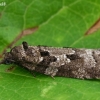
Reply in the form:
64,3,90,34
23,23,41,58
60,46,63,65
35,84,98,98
0,41,100,79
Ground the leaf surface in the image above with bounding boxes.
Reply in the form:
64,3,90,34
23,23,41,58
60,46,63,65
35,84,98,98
0,0,100,100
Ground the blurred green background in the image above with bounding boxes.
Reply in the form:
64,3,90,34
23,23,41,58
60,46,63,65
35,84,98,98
0,0,100,100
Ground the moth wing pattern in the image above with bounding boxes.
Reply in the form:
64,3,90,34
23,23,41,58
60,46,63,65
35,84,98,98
1,41,100,79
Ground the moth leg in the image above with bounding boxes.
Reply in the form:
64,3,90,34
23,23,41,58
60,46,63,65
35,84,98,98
21,63,37,77
30,70,36,77
21,63,36,71
50,76,55,79
45,67,58,78
6,66,15,72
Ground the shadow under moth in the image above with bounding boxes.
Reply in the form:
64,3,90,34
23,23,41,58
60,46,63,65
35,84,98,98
0,41,100,79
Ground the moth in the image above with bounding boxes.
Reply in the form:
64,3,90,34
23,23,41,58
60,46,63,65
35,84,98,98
0,41,100,79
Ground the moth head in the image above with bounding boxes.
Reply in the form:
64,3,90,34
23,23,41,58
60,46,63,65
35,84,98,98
0,41,42,66
0,43,25,65
0,52,15,65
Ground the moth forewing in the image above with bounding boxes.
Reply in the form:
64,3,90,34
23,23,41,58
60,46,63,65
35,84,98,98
0,41,100,79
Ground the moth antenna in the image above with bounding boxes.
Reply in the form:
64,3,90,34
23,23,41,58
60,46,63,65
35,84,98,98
22,41,28,50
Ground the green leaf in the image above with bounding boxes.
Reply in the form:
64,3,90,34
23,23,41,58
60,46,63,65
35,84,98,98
0,0,100,100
